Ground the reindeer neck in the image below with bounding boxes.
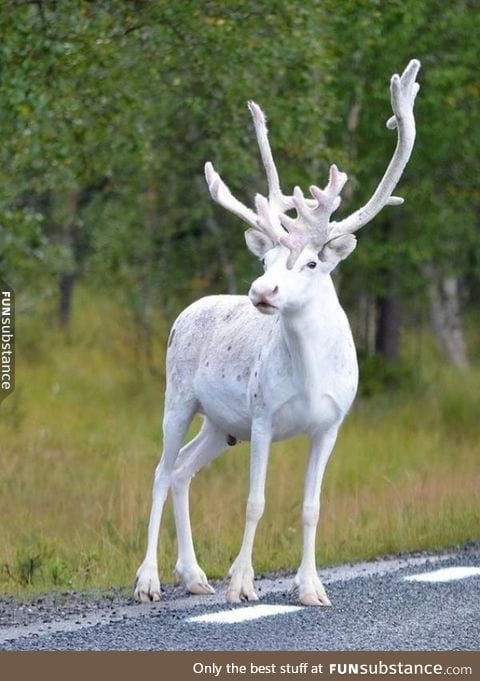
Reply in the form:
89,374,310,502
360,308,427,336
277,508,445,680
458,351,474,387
278,276,347,389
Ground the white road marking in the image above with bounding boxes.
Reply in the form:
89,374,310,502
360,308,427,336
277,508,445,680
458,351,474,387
188,604,302,624
405,566,480,583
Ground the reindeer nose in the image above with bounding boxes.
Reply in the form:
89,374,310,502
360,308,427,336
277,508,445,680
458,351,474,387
250,283,279,300
249,282,279,306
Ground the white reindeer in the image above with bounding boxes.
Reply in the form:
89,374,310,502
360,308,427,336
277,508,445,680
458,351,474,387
134,60,420,606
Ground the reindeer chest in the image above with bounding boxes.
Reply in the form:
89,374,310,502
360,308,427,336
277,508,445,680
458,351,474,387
250,335,358,440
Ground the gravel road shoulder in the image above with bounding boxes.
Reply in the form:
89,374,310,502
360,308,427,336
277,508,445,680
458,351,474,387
1,542,478,631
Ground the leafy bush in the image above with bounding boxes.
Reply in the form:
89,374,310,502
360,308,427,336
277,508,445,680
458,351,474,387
358,353,418,397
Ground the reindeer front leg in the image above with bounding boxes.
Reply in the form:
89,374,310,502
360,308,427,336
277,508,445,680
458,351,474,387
290,426,339,606
226,422,271,603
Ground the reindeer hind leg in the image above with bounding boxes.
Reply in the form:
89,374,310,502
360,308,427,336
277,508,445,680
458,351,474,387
171,418,228,595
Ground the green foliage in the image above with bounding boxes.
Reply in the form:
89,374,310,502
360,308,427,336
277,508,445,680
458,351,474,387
436,371,480,439
0,1,478,336
357,353,417,397
48,557,69,587
14,551,43,587
323,0,479,296
4,540,51,587
0,1,337,309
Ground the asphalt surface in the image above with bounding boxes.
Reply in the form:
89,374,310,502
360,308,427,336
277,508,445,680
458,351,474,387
1,544,479,651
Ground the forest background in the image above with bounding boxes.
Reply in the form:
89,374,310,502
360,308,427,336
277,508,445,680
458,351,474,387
0,0,478,593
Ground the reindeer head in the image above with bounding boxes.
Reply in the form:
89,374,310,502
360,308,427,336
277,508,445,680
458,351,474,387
205,60,420,315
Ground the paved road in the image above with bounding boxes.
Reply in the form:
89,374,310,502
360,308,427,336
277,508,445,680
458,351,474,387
1,545,479,651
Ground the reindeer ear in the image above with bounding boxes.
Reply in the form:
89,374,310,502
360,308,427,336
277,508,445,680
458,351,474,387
244,228,274,258
318,234,357,268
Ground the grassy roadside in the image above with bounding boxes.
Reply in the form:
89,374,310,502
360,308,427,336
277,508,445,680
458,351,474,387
1,288,479,594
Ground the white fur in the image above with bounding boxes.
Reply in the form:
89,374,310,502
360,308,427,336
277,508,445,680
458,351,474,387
134,60,420,606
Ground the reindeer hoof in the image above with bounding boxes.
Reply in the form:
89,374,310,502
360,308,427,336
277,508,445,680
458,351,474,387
226,589,241,603
245,590,259,602
227,563,259,602
133,580,160,603
187,581,216,595
300,592,331,607
225,587,259,603
175,564,215,596
134,565,161,603
134,583,161,602
236,590,260,602
289,571,331,606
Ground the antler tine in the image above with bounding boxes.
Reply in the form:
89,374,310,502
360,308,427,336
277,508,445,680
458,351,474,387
279,164,348,249
248,101,294,213
310,164,349,217
204,102,291,246
330,59,421,237
204,161,258,229
254,193,286,243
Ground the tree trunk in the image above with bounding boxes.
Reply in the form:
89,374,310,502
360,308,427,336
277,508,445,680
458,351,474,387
355,292,376,356
375,292,402,362
374,219,402,363
58,190,80,327
58,272,76,327
424,264,468,368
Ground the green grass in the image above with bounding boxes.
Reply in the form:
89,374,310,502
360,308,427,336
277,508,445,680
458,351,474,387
0,287,479,594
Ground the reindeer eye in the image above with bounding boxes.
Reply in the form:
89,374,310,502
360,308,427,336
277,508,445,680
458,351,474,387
306,261,317,269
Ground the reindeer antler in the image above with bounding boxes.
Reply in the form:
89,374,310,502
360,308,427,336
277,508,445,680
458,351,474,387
247,101,294,216
204,161,259,229
278,164,349,265
205,101,292,247
204,101,348,265
205,59,421,265
330,59,421,237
